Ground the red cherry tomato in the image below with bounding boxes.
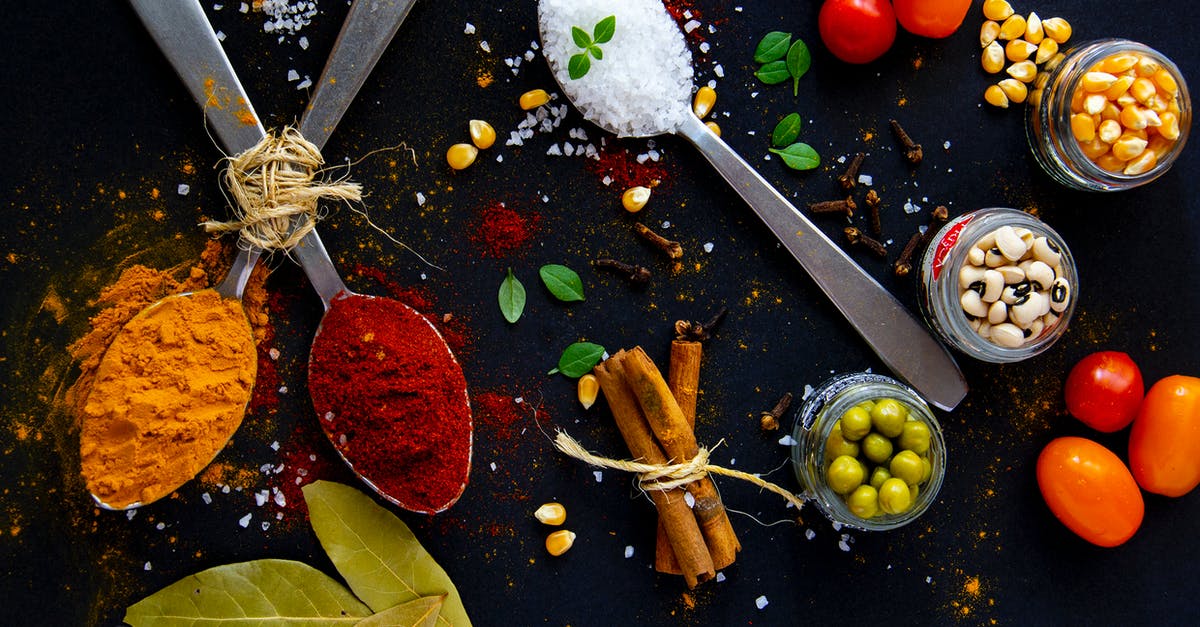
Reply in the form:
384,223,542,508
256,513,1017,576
893,0,972,39
1064,351,1145,432
1129,375,1200,497
818,0,897,64
1037,437,1144,547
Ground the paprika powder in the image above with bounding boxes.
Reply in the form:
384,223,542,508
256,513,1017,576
308,293,472,513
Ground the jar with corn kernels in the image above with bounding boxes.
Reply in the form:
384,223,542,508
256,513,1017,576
1027,39,1190,191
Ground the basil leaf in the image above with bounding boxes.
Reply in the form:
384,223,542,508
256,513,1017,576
786,39,812,96
589,45,603,60
571,26,592,48
551,342,605,378
771,113,802,148
754,60,790,85
539,264,585,302
593,15,616,44
568,53,590,79
754,31,791,64
498,268,526,323
770,143,821,171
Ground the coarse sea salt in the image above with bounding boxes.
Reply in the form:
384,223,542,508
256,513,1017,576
539,0,693,138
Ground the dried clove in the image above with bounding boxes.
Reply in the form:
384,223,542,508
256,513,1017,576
893,231,924,277
809,196,856,217
865,189,883,237
594,257,652,286
837,152,866,193
844,226,888,257
890,119,923,166
918,205,951,248
674,307,728,342
759,392,793,431
634,222,683,259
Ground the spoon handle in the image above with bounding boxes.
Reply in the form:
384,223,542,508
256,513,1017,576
675,114,968,411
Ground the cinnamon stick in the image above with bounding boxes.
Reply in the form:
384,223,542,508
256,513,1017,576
619,347,740,570
594,356,716,588
656,338,703,574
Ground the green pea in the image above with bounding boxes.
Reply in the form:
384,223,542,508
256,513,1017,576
889,450,925,485
861,432,894,464
856,400,876,413
824,425,860,462
869,466,891,489
839,407,872,441
878,478,913,515
847,484,879,519
870,398,908,438
921,456,933,484
826,455,865,495
899,420,932,455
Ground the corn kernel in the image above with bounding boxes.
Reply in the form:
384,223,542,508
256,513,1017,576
692,85,716,119
704,120,722,137
519,88,550,110
982,41,1005,74
984,84,1009,108
1103,75,1135,101
1079,138,1111,160
545,529,576,556
1034,71,1050,90
1096,152,1126,172
1005,39,1037,62
983,0,1015,22
1006,60,1037,83
468,119,496,149
446,143,479,170
1158,112,1181,141
1100,102,1122,121
1069,113,1095,142
621,186,652,213
1081,72,1118,93
998,78,1028,104
1152,69,1179,96
577,373,600,409
1130,77,1157,104
1119,105,1149,131
980,21,1001,48
534,502,567,526
1041,17,1072,44
1035,39,1058,64
1146,94,1170,114
1099,54,1139,74
1098,119,1123,144
1083,93,1107,115
1148,136,1175,158
1070,88,1085,113
1025,13,1044,45
1123,149,1157,176
1135,56,1162,78
999,15,1027,41
1112,134,1148,161
1116,92,1137,108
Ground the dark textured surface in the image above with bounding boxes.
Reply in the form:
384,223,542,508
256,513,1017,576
1,1,1198,624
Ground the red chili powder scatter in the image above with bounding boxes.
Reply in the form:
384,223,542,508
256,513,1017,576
472,391,523,440
586,145,672,191
469,201,540,258
350,264,435,312
269,418,346,526
308,293,471,513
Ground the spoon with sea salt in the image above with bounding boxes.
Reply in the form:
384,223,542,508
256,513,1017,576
120,0,471,514
537,0,968,411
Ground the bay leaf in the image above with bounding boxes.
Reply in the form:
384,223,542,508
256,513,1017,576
303,481,472,627
124,558,370,626
357,595,445,627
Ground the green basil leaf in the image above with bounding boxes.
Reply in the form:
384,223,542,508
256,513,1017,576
568,52,591,80
593,15,616,44
771,113,802,148
754,31,792,64
303,481,472,627
589,45,603,60
571,26,592,49
125,559,371,626
539,264,585,302
754,60,790,85
357,595,446,627
498,268,526,323
769,143,821,171
552,342,605,378
786,39,812,96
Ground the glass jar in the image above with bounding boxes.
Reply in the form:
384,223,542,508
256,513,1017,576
918,208,1078,363
1027,39,1191,191
791,373,946,531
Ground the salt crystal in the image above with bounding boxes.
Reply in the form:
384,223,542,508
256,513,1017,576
832,521,844,531
222,485,231,494
480,40,491,53
636,153,649,164
296,77,312,90
496,154,503,162
593,470,603,483
778,434,798,446
602,175,613,186
202,493,212,505
714,64,724,78
262,522,271,531
661,220,671,228
926,576,933,584
546,144,562,156
416,192,426,206
464,22,475,35
563,142,575,156
525,50,535,61
703,242,714,253
858,174,873,186
278,386,287,394
802,384,815,399
216,31,226,41
837,155,847,164
238,513,252,528
683,20,701,33
287,69,299,82
716,572,726,582
755,596,769,610
268,348,280,360
177,184,190,196
684,492,696,508
805,529,816,540
323,411,334,422
839,539,851,552
751,91,759,98
270,441,280,451
944,140,951,149
274,490,286,507
624,546,634,558
156,522,166,531
700,42,710,53
239,2,248,13
255,490,268,506
144,562,152,571
490,462,497,471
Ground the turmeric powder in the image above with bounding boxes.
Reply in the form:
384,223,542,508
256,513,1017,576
79,288,256,508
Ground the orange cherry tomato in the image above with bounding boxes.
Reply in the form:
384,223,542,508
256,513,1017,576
893,0,972,39
1128,375,1200,497
1037,437,1144,547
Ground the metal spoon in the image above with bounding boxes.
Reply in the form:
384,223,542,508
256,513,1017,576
537,1,967,410
129,0,471,513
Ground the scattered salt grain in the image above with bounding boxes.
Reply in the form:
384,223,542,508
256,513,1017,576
624,546,635,558
156,522,166,531
926,576,933,584
144,562,152,571
684,19,701,33
216,31,226,42
126,510,136,520
296,77,312,90
480,40,491,53
415,192,426,206
261,522,271,531
238,513,252,528
703,242,714,253
857,174,873,186
903,199,921,214
239,2,248,13
805,528,816,540
490,462,497,472
274,490,286,507
716,571,726,582
464,22,476,35
778,434,798,446
255,490,269,506
661,220,671,229
802,384,815,400
699,42,710,53
202,492,212,505
832,521,844,531
268,348,280,360
222,485,231,494
594,470,603,483
177,184,190,196
684,492,696,508
270,440,280,451
755,596,769,610
496,154,503,163
299,36,308,50
944,140,951,150
839,538,852,552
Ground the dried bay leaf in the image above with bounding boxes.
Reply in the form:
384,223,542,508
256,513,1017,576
357,595,445,627
124,558,371,626
303,481,472,627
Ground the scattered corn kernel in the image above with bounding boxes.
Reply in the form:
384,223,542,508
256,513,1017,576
692,85,716,119
1081,72,1118,93
984,84,1009,108
534,502,567,526
1035,39,1058,65
577,373,599,409
983,0,1015,22
519,88,550,110
468,119,496,149
982,41,1005,74
1006,60,1037,83
999,14,1027,41
1123,149,1157,176
446,143,479,170
998,78,1028,104
1100,53,1139,74
621,186,652,213
545,529,576,556
1112,134,1149,161
1070,113,1095,142
1005,39,1038,62
1041,17,1071,44
1024,12,1044,45
980,21,1000,48
1098,119,1123,143
704,120,722,137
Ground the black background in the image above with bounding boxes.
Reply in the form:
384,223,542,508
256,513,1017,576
2,1,1199,625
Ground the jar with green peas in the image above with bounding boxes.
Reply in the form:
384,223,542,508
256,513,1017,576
791,373,947,531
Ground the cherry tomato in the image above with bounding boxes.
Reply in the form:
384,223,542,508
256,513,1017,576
893,0,972,39
818,0,897,65
1129,375,1200,497
1037,437,1144,547
1064,351,1145,432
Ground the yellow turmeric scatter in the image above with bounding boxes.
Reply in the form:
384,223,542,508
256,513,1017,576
79,288,256,508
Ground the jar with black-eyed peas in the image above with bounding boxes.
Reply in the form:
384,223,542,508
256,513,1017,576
1028,39,1190,191
918,208,1078,363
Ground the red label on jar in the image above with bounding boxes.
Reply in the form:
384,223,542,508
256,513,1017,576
931,215,975,281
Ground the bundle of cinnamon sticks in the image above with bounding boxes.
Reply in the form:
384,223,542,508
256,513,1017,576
593,342,739,588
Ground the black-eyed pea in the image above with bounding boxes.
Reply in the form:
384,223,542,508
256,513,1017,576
1031,237,1062,267
1014,227,1035,248
977,320,993,339
969,317,983,333
1049,278,1071,313
961,289,989,318
1028,317,1045,339
994,226,1028,261
959,264,988,290
982,269,1005,302
997,264,1025,284
976,231,997,250
1010,293,1043,327
1001,284,1022,305
1036,291,1052,317
991,323,1026,348
1025,261,1055,291
988,300,1008,325
1043,311,1060,329
968,246,987,266
985,247,1007,268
